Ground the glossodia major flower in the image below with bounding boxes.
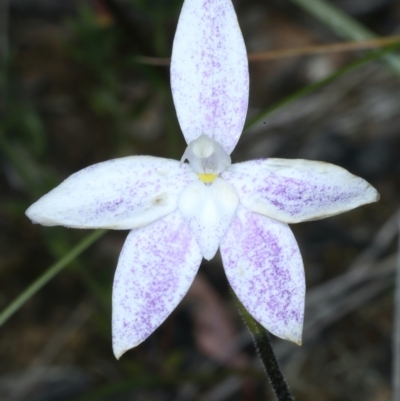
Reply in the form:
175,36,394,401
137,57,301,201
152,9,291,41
26,0,379,359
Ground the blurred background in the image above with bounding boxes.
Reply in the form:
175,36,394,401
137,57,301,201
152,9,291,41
1,0,400,400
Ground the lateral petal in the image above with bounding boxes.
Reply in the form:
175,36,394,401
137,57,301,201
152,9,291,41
112,210,202,358
220,206,305,344
171,0,249,154
26,156,197,229
222,158,379,223
178,178,239,261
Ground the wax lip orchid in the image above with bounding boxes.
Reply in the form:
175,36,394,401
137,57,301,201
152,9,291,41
26,0,379,359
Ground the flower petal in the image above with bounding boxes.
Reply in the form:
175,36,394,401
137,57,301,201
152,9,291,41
112,210,202,358
220,206,305,344
26,156,197,229
178,178,239,260
222,159,379,223
171,0,249,154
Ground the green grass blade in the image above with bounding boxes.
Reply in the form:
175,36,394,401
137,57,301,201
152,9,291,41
0,229,106,327
244,42,400,131
289,0,400,75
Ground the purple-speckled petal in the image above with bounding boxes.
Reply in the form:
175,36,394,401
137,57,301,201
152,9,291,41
26,156,197,229
178,178,239,260
171,0,249,154
112,210,202,358
220,205,305,344
222,158,379,224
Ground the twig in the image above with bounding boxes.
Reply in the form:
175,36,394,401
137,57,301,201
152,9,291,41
244,42,400,131
135,55,170,66
134,36,400,66
306,207,400,320
248,36,400,61
288,0,400,75
303,255,396,341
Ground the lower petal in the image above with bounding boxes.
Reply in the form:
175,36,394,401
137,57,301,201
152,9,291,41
220,206,305,344
112,210,202,358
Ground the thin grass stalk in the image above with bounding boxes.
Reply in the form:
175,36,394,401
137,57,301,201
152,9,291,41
393,219,400,401
244,42,400,131
0,229,106,327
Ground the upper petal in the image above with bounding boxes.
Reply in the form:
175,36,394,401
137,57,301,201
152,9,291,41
171,0,249,154
222,158,379,223
220,205,305,344
112,210,202,358
26,156,197,229
178,178,239,260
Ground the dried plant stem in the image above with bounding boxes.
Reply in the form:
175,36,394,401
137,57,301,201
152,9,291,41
233,292,293,401
393,219,400,401
248,36,400,61
244,42,400,130
289,0,400,75
135,36,400,66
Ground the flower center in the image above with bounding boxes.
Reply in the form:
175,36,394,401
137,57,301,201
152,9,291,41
180,134,231,184
197,173,218,184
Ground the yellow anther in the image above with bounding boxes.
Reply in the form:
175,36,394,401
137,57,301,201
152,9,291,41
197,173,217,184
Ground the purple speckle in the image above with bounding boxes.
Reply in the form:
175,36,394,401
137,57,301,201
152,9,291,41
221,206,305,342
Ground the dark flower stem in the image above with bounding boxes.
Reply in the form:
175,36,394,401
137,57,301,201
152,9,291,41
232,292,294,401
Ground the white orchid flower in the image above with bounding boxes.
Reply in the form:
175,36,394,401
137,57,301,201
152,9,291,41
26,0,379,359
